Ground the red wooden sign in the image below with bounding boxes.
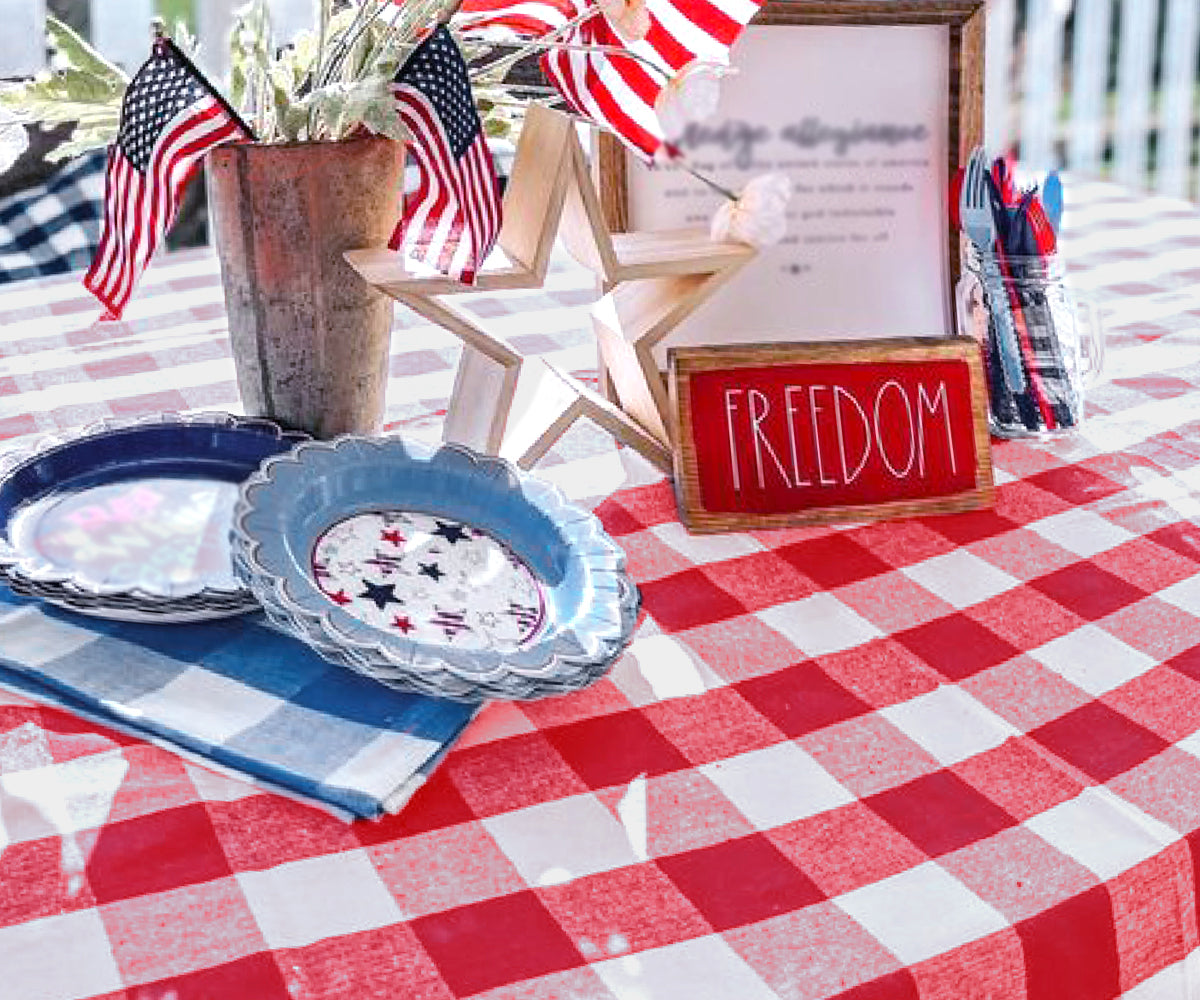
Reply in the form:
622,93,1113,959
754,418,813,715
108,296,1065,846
669,338,994,531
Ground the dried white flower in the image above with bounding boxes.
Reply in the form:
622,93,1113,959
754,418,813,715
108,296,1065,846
599,0,651,44
655,59,730,141
0,107,29,174
710,172,793,248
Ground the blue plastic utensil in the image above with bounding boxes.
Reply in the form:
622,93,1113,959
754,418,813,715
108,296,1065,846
1043,171,1064,233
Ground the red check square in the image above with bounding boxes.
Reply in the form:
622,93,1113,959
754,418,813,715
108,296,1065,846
443,733,588,817
1017,886,1120,1000
699,551,821,611
207,795,360,871
910,928,1027,1000
798,714,941,798
609,530,692,582
1092,536,1200,591
896,614,1020,680
681,615,814,683
939,824,1097,922
844,520,958,569
993,480,1074,523
965,586,1085,650
1027,465,1126,506
134,953,292,1000
278,926,455,1000
725,902,905,1000
865,770,1018,858
1031,701,1169,783
815,639,943,710
776,534,893,588
1110,749,1200,838
638,568,748,632
593,482,677,535
0,838,97,927
639,688,785,766
766,802,928,897
536,863,710,955
411,891,583,997
1030,563,1147,621
354,763,478,845
545,710,691,790
736,662,872,738
85,803,232,904
950,738,1085,822
1103,664,1200,742
961,655,1092,731
830,969,920,999
100,877,266,986
656,833,825,931
1108,844,1195,991
919,508,1020,545
1147,521,1200,565
1101,598,1200,661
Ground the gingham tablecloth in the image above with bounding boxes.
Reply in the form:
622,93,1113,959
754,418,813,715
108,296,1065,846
4,179,1200,999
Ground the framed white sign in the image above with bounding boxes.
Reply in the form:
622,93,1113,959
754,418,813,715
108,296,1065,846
596,0,986,364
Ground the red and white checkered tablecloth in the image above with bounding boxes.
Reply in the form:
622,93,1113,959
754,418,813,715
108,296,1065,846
4,178,1200,1000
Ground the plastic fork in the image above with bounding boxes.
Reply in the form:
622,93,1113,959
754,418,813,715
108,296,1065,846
961,148,1026,393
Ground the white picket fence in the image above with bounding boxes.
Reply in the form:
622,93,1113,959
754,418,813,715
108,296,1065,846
4,0,1200,198
989,0,1200,198
0,0,309,81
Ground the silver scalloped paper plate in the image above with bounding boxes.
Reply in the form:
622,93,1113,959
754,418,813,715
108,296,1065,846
231,436,640,701
0,412,308,622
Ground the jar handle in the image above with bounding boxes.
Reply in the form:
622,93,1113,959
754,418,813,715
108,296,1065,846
1076,295,1105,384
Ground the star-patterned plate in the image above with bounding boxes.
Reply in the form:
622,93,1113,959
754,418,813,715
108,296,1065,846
0,412,308,622
230,436,640,701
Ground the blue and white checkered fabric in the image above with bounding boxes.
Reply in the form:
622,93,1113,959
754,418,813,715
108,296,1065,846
0,586,479,820
0,149,106,285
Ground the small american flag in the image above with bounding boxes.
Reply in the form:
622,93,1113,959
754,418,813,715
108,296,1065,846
460,0,763,161
84,38,251,320
390,26,502,284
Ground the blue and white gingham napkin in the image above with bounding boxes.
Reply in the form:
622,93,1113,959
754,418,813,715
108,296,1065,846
0,586,479,820
0,150,106,285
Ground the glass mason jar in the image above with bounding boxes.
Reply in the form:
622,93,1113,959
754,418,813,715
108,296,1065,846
957,246,1104,438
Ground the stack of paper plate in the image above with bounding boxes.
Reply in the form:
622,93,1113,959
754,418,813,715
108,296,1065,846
231,436,640,701
0,413,307,622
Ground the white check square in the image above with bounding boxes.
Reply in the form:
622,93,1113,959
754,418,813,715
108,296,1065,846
1158,575,1200,617
1026,509,1135,558
593,934,778,1000
1029,624,1156,695
651,521,767,564
834,861,1007,965
482,792,644,886
881,685,1018,766
758,593,882,658
700,741,853,830
0,909,123,999
0,749,129,842
608,634,725,706
128,667,283,744
237,849,403,948
1025,787,1178,879
901,551,1020,609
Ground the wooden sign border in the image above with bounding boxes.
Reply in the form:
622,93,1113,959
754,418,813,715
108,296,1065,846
668,336,994,532
596,0,986,296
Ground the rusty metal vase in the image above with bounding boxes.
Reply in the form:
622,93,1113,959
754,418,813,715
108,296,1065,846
207,137,405,439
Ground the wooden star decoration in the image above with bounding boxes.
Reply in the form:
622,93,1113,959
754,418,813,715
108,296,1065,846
345,105,755,471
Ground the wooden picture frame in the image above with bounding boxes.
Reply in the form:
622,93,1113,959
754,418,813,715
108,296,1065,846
596,0,985,349
669,337,993,532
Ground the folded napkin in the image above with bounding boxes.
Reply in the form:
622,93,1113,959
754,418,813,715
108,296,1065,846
0,586,479,820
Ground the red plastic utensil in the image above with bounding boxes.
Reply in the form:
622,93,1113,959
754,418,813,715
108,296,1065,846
1027,196,1057,256
949,165,964,229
